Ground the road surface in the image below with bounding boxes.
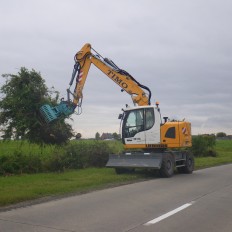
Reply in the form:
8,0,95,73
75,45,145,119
0,164,232,232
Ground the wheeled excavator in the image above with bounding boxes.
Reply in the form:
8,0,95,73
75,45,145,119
40,43,194,177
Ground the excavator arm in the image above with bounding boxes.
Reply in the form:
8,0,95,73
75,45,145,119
40,43,151,123
71,43,151,107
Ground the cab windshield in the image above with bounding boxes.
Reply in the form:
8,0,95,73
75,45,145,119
122,108,154,138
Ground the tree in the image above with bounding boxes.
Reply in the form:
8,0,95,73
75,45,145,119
75,133,82,140
112,132,120,140
95,132,100,140
0,67,73,144
216,132,227,138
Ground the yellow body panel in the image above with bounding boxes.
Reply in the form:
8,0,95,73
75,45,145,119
160,121,192,148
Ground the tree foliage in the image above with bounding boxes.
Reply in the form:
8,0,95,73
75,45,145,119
112,132,120,140
95,132,100,140
0,67,73,144
216,132,227,137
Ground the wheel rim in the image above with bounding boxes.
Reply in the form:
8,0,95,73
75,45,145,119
188,158,192,167
167,160,172,170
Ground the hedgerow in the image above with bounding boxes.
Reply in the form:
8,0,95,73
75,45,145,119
191,135,217,157
0,135,217,175
0,140,123,175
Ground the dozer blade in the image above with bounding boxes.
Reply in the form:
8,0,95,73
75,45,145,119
106,152,163,169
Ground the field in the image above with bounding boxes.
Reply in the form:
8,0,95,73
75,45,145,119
195,140,232,169
0,140,231,208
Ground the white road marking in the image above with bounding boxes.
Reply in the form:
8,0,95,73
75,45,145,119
144,201,195,226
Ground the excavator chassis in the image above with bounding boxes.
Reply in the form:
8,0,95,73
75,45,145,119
106,150,194,177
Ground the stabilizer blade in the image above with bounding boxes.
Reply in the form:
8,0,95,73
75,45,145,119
106,152,163,169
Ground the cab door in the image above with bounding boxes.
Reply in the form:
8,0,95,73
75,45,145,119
122,108,145,145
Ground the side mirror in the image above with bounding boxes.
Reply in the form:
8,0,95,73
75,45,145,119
118,114,123,119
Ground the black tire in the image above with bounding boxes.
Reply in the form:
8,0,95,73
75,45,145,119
182,152,194,174
159,153,174,178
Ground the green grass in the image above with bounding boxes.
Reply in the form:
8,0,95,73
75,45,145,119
0,168,145,207
0,140,56,157
0,140,231,207
195,140,232,169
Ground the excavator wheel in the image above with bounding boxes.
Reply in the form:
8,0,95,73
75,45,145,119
177,152,194,174
159,153,174,178
183,152,194,174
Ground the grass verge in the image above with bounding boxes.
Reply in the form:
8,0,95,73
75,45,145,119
195,140,232,169
0,140,231,208
0,168,147,207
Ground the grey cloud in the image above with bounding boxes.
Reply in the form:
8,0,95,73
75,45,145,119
0,0,232,137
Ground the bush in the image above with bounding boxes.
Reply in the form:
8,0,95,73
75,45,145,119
64,140,111,169
0,140,123,175
216,132,227,137
191,135,216,157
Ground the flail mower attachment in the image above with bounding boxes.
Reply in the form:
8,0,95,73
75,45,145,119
40,101,75,124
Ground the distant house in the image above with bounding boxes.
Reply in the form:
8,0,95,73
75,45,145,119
101,133,114,140
227,135,232,140
216,135,232,140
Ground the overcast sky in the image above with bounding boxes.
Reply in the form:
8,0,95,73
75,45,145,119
1,0,232,138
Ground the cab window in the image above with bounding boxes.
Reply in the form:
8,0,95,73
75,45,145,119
123,109,144,138
145,108,155,130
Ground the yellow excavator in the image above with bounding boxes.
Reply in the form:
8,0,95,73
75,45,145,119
40,43,194,177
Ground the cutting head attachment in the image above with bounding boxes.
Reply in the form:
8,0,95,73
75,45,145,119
40,101,75,123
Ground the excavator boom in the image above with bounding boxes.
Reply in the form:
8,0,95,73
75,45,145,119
40,43,151,123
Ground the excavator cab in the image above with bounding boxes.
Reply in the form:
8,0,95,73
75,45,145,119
121,106,161,148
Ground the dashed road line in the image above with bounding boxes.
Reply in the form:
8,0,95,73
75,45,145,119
144,201,195,226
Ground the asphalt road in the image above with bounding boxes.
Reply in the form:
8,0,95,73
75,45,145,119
0,164,232,232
